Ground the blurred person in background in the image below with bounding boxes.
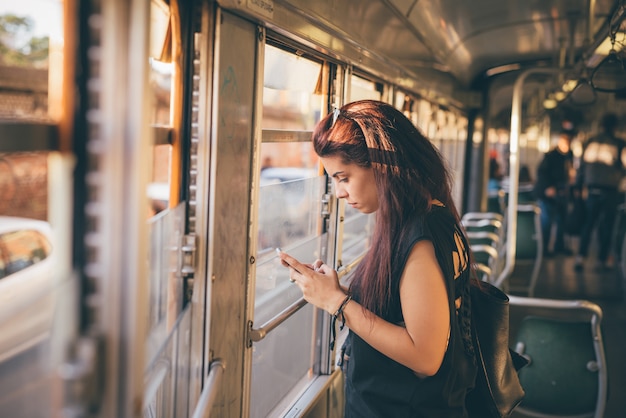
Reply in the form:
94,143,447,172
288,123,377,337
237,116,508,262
574,113,626,272
534,128,576,257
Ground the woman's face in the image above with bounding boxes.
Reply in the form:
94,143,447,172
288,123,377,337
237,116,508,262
320,155,379,213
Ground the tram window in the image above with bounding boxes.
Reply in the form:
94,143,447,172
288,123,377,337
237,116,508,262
250,43,327,418
147,0,174,216
395,91,420,127
417,99,432,134
350,74,382,101
144,0,182,351
142,2,185,417
0,2,68,415
258,44,324,257
0,2,63,123
341,204,375,263
339,73,380,266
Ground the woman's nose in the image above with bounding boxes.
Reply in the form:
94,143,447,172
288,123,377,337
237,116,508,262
335,185,347,199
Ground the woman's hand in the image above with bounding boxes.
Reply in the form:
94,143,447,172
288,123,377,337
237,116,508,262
277,251,347,314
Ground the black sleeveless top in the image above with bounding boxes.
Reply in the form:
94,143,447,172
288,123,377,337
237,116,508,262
343,205,476,417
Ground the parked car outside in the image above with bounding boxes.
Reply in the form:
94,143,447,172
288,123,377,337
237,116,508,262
0,216,56,362
258,167,319,253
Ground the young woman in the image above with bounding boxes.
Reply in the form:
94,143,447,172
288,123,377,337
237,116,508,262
278,100,477,417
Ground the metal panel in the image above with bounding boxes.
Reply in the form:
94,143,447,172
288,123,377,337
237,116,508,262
187,1,216,412
208,9,257,418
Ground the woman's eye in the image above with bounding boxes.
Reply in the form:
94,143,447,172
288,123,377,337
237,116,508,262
338,177,348,183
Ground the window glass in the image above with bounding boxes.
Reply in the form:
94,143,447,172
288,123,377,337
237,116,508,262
395,91,420,128
263,44,322,131
417,99,432,134
0,1,63,122
142,3,181,416
341,205,375,264
338,74,381,267
147,0,173,216
349,74,382,102
251,44,326,418
394,90,405,110
0,2,65,416
453,115,468,207
257,44,324,255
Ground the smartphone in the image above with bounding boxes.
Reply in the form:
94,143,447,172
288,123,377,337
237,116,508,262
276,248,301,273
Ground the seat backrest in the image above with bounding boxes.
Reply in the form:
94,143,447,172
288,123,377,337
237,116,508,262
470,243,498,266
515,204,541,260
466,231,499,247
487,189,506,214
462,218,502,235
462,211,504,224
469,244,499,283
517,183,536,203
509,296,607,418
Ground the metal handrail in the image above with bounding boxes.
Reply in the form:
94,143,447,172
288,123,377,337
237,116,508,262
249,297,309,343
494,67,561,289
143,360,170,409
191,359,225,418
248,252,366,343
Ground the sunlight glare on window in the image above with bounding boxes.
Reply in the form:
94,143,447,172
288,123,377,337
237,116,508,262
0,0,63,121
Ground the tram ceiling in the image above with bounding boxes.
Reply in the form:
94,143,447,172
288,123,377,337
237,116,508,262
386,0,626,128
391,0,617,82
223,0,626,121
383,0,626,122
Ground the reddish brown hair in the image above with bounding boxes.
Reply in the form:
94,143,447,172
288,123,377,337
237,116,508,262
313,100,461,316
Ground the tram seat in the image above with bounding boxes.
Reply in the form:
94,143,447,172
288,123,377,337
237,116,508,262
467,231,500,280
462,211,504,224
466,230,499,247
503,183,537,205
613,203,626,277
462,218,503,236
487,189,506,214
508,204,543,297
509,296,607,418
621,230,626,281
469,244,498,282
517,184,536,204
462,212,505,239
474,262,492,282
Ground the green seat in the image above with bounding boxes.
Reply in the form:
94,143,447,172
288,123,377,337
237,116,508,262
510,296,607,418
487,189,505,214
513,204,543,296
464,220,504,283
470,244,498,274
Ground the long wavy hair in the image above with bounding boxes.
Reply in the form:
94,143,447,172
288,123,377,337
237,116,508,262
313,100,466,316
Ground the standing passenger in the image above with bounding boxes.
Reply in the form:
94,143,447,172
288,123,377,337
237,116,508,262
533,128,575,256
488,150,504,193
574,113,626,271
278,100,477,417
